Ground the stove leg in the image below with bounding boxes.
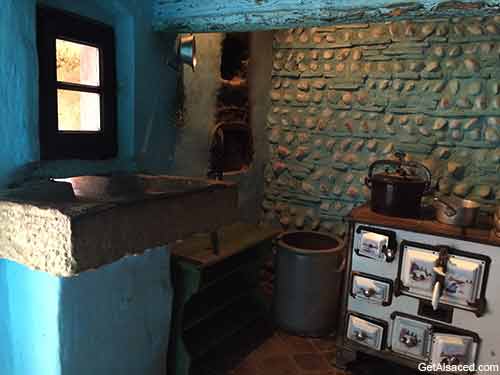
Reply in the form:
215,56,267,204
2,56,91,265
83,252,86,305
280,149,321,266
334,347,357,371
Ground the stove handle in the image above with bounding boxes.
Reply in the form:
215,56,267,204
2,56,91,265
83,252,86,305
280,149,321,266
362,288,376,298
382,246,396,262
400,335,418,348
354,331,367,342
432,280,442,311
441,356,461,366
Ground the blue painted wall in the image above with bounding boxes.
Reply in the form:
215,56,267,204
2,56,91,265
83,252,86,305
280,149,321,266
0,0,179,187
0,0,177,373
0,247,172,375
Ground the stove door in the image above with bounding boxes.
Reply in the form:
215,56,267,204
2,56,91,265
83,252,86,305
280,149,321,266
399,243,488,311
391,316,432,360
346,314,385,351
430,333,478,370
400,246,438,297
351,274,392,305
441,255,485,307
358,231,389,260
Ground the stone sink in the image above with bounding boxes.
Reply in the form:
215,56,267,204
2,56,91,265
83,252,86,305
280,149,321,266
0,175,238,276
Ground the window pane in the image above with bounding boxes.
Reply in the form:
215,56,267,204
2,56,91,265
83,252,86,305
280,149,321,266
57,89,101,131
56,39,100,86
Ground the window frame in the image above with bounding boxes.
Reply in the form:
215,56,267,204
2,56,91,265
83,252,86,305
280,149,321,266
37,6,117,160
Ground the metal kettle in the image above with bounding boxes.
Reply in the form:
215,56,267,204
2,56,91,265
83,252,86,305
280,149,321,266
365,152,432,218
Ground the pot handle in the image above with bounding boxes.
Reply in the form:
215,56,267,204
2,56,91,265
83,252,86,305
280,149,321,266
433,196,457,216
365,159,401,188
406,160,433,195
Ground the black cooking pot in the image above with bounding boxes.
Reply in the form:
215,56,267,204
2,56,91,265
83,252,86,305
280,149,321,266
365,152,432,218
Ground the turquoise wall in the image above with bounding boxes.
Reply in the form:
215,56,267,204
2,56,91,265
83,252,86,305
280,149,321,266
0,247,172,375
0,0,177,373
0,0,179,188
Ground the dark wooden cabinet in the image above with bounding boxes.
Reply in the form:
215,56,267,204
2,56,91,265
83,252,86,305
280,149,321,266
168,222,279,375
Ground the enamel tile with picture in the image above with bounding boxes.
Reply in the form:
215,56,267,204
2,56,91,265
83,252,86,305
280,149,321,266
391,315,432,360
400,246,438,294
397,242,489,313
351,273,392,306
346,314,386,351
430,333,478,369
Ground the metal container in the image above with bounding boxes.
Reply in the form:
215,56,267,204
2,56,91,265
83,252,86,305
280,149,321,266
434,195,480,227
365,152,432,218
273,231,345,337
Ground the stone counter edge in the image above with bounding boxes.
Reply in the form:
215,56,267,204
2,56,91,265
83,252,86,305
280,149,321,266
0,186,238,277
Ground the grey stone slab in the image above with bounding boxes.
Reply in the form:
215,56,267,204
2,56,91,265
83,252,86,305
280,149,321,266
0,175,238,276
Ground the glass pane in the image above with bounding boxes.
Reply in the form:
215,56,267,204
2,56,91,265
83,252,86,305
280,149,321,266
57,89,101,131
56,39,100,86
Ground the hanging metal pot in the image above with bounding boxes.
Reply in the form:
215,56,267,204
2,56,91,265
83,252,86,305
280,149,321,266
365,152,432,218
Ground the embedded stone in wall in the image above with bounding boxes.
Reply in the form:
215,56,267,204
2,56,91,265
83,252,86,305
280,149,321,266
264,15,500,235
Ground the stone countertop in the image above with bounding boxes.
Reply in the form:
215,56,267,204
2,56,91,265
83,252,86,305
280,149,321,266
0,175,239,277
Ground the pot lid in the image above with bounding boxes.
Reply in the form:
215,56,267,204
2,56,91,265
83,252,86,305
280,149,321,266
367,152,432,186
372,172,426,183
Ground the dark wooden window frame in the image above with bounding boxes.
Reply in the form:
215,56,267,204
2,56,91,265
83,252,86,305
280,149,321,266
37,6,117,160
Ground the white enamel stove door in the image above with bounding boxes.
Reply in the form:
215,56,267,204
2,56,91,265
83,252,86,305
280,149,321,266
401,246,438,298
358,231,389,260
400,245,486,311
352,275,391,305
391,316,432,360
441,255,485,308
347,315,385,351
430,333,478,370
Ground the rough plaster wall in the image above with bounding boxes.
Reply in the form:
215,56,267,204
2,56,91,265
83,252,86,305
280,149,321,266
249,32,275,223
171,33,223,177
0,0,178,189
0,1,176,373
0,0,38,188
173,32,273,223
0,247,171,375
263,16,500,236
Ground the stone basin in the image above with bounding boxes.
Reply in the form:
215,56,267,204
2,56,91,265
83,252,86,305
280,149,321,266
0,175,238,276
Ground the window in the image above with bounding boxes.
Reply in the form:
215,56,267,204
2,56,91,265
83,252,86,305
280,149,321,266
37,6,117,160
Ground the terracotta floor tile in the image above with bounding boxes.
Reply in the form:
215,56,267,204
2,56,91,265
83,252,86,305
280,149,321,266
278,331,317,353
323,350,336,366
293,352,332,372
310,336,337,352
230,357,260,375
257,355,299,375
253,333,288,359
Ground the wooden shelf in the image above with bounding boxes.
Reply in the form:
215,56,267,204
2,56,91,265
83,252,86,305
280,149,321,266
183,270,258,331
183,295,265,359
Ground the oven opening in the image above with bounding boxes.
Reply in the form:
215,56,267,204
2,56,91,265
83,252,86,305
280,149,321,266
209,122,253,177
208,32,253,178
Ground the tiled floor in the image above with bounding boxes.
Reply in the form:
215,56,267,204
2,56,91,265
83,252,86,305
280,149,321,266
195,318,419,375
229,330,341,375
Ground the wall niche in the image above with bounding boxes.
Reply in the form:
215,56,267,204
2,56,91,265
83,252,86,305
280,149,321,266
209,33,253,178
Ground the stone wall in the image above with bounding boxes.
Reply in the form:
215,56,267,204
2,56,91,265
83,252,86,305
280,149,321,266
262,15,500,235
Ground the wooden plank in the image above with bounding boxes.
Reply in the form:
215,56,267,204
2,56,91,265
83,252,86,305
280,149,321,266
349,204,500,248
171,222,280,266
153,0,500,32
